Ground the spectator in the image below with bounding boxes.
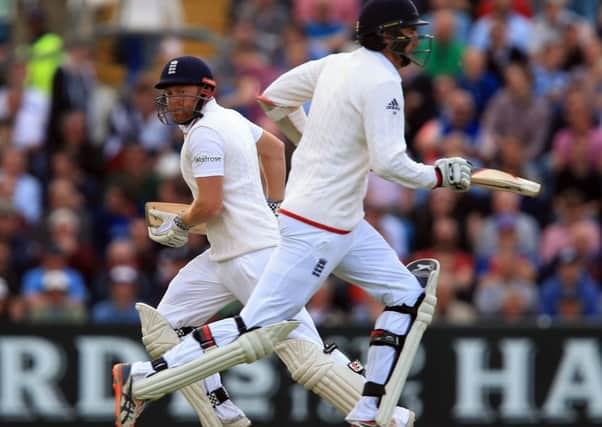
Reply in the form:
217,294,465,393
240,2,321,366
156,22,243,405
530,0,591,55
114,0,183,85
550,88,602,203
456,48,501,116
469,0,532,53
540,247,600,320
569,221,601,282
539,189,600,265
531,39,570,106
49,150,103,211
0,60,49,151
302,0,350,55
27,269,86,324
234,0,291,54
433,271,477,324
414,88,481,162
91,265,140,325
21,244,87,307
475,191,540,260
412,188,467,251
93,238,152,302
46,207,97,283
105,73,172,160
424,9,465,77
106,143,159,208
294,0,360,28
24,8,64,97
52,109,104,179
474,247,538,320
0,146,42,224
481,62,551,161
421,0,472,44
46,38,97,147
94,183,138,247
0,200,34,281
483,16,528,82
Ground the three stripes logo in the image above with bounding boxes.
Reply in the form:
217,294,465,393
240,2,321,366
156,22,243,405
167,60,178,75
312,258,327,277
386,98,400,114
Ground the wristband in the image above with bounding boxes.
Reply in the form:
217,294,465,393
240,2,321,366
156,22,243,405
174,214,191,231
267,199,282,215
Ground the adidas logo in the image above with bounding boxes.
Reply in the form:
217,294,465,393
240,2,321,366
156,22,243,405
168,60,178,75
386,98,400,113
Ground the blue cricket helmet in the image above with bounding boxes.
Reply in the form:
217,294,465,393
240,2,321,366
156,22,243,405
155,56,216,90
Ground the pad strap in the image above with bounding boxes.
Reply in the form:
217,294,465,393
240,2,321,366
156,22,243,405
362,381,386,397
384,293,426,322
192,325,216,350
207,387,230,407
234,315,248,334
370,329,405,350
151,357,168,372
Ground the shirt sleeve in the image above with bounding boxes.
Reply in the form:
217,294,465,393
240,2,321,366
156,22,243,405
262,56,329,107
186,127,226,177
246,117,263,143
362,80,438,189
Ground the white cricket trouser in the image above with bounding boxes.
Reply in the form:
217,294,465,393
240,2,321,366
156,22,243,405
241,215,423,328
157,246,323,345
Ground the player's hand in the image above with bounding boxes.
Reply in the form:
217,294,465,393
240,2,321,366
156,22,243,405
434,157,472,192
147,209,189,247
267,199,282,216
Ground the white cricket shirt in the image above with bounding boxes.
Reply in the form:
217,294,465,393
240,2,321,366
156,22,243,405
263,47,438,232
180,99,279,261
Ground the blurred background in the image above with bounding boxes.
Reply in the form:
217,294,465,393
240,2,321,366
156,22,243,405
0,0,600,426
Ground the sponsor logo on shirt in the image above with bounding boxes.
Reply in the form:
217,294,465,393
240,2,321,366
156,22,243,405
386,98,400,114
193,155,223,163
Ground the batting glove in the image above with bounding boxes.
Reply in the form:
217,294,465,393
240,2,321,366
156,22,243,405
147,209,189,247
434,157,472,192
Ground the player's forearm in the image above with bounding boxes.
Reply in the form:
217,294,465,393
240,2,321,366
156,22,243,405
257,131,286,201
181,200,222,227
372,151,438,189
260,155,285,201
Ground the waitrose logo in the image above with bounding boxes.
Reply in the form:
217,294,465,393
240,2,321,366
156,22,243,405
193,155,222,163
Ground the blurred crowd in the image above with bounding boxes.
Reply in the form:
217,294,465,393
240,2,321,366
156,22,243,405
0,0,600,328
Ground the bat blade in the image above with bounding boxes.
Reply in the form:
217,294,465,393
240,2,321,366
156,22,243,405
471,169,541,197
144,202,207,235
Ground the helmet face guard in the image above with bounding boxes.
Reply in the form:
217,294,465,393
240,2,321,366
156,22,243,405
377,21,433,67
155,79,216,125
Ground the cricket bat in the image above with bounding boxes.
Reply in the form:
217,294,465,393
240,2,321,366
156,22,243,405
471,168,541,197
144,202,207,235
